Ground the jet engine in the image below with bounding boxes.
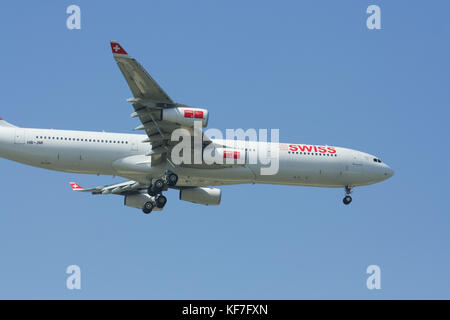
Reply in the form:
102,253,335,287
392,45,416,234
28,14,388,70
162,106,208,128
179,187,221,205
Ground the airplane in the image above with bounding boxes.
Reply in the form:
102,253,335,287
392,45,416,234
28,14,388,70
0,41,394,214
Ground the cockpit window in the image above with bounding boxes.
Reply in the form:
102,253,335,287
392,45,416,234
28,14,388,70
373,158,382,163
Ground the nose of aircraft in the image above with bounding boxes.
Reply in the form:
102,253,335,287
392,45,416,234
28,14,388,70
383,164,394,179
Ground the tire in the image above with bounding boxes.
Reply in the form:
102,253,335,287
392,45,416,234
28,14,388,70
153,179,165,192
142,201,154,214
147,187,156,196
343,195,352,205
167,173,178,186
155,195,167,208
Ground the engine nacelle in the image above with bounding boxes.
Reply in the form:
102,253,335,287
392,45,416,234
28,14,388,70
124,193,161,211
162,106,208,128
179,187,221,205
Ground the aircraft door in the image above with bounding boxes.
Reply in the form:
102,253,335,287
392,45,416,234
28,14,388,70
14,129,25,144
344,154,363,176
131,140,138,151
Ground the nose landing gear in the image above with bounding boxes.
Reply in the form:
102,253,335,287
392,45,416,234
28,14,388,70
343,186,353,205
343,195,352,205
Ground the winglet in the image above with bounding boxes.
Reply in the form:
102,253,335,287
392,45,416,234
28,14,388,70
69,182,84,191
110,41,128,56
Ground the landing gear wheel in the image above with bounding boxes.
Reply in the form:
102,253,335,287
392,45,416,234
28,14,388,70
142,201,154,214
155,195,167,208
147,187,156,196
148,179,165,195
343,195,352,205
167,173,178,186
153,179,165,192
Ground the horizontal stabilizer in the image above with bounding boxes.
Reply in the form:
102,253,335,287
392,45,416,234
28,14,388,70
69,182,85,191
69,180,143,195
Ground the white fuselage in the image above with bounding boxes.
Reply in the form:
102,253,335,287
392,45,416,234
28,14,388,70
0,126,394,188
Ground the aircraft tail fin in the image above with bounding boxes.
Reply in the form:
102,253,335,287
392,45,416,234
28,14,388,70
0,117,17,128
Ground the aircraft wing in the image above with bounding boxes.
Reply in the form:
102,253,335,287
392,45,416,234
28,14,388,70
70,180,144,195
110,41,173,104
110,41,212,164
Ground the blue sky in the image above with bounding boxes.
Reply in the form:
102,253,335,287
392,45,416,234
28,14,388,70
0,0,449,299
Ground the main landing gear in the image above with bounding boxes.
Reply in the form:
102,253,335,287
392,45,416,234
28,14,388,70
166,172,178,186
343,186,353,205
142,201,154,214
142,172,178,214
147,178,165,196
155,194,167,208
